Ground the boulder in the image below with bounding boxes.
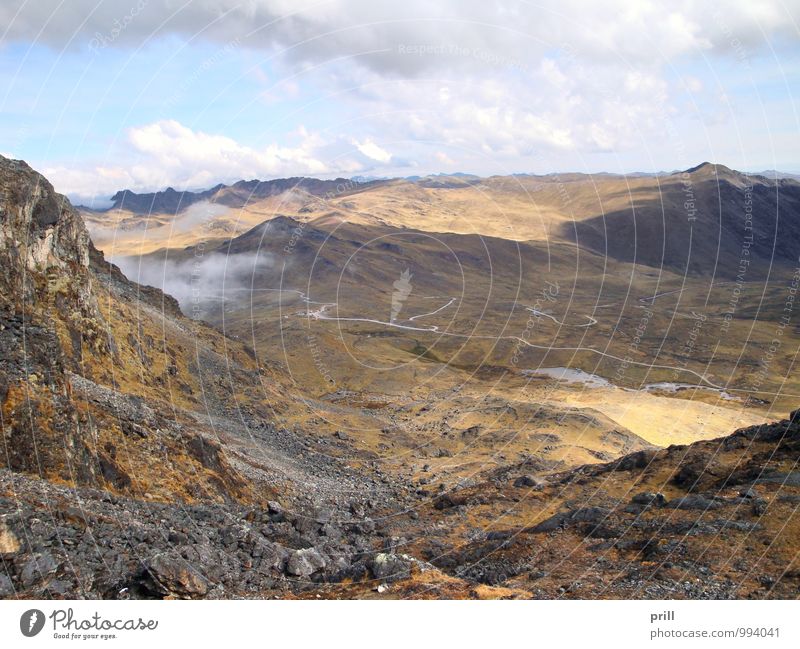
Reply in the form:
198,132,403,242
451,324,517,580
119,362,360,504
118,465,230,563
19,551,58,587
755,471,800,487
513,475,545,488
286,548,327,577
143,553,210,598
664,494,722,511
631,492,666,507
526,507,611,533
0,573,14,597
370,553,412,581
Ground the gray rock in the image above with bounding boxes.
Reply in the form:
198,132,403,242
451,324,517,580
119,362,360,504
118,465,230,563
20,551,58,587
664,494,722,510
527,507,611,533
755,472,800,487
286,548,327,577
513,475,545,488
631,492,666,507
370,552,412,581
144,553,210,598
0,573,14,597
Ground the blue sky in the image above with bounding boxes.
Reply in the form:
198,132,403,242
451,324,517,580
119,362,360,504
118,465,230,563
1,1,799,203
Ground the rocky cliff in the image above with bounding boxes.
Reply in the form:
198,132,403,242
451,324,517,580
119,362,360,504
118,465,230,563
0,156,105,483
0,154,260,497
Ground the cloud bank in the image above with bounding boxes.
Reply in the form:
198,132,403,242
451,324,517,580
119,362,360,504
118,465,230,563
3,1,797,67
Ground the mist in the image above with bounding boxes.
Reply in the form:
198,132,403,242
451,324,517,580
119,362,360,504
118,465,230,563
173,201,230,233
113,250,275,316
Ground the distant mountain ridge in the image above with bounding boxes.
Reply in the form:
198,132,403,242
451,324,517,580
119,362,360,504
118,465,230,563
752,169,800,181
93,176,386,214
85,163,800,216
82,162,800,279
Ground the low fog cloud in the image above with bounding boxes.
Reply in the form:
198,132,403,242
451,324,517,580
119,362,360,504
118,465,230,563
173,201,230,233
114,250,275,315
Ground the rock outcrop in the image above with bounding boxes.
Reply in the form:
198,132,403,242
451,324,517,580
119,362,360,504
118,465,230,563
0,155,102,482
0,155,259,496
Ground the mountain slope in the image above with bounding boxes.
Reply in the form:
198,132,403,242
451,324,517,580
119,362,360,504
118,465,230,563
565,163,800,277
373,410,800,599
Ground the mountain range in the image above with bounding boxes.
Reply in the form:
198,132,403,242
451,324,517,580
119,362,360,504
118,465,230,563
2,154,799,599
83,163,800,279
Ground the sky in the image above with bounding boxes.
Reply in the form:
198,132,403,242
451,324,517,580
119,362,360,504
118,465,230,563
1,0,799,204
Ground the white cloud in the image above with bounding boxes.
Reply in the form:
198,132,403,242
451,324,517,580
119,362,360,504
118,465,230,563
44,120,398,199
128,119,331,181
338,60,674,161
435,151,455,165
354,138,392,163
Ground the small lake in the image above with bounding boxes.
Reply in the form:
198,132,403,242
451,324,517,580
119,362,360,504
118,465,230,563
523,367,613,389
525,368,738,400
